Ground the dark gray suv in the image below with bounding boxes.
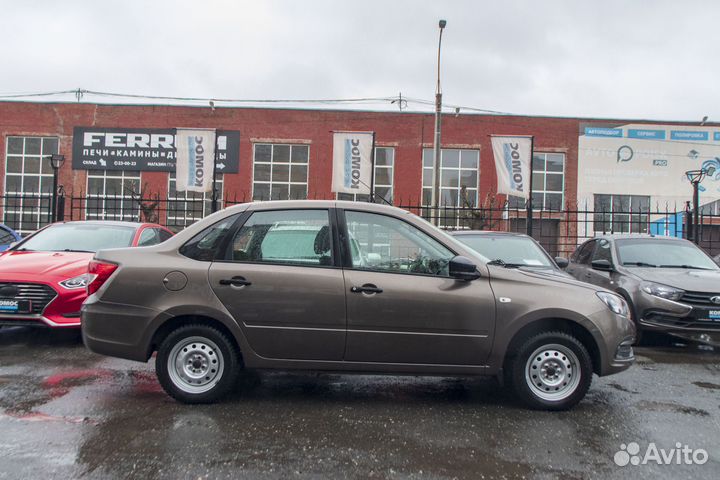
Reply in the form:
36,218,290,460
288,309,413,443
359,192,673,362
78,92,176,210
566,234,720,345
82,201,635,410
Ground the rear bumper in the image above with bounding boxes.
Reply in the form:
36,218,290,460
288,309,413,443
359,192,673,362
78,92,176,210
81,297,165,362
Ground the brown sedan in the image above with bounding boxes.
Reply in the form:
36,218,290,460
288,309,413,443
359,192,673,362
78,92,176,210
81,201,635,410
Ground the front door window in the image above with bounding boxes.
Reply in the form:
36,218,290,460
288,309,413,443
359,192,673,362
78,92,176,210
344,211,454,276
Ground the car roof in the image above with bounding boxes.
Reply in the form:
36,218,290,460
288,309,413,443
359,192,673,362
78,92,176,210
54,220,149,228
593,234,686,241
232,200,414,217
451,230,530,238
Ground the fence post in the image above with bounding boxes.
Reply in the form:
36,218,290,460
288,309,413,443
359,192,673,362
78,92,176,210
684,201,693,241
56,190,65,222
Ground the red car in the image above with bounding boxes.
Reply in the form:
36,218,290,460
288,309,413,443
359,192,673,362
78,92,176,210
0,221,173,328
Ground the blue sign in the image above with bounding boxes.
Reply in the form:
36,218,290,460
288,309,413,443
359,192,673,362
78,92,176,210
628,129,666,140
670,131,709,141
649,212,684,238
584,127,622,137
714,132,720,141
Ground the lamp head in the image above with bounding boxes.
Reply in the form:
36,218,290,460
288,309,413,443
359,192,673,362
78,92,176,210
439,19,447,29
49,154,65,170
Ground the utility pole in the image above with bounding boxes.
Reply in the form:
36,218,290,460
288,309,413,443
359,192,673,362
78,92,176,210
431,19,447,226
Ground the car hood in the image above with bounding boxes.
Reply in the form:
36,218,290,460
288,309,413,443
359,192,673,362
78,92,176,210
628,267,720,291
0,251,93,279
516,266,574,280
490,264,602,292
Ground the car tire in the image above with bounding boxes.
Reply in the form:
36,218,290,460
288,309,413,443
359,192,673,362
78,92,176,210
156,324,241,404
506,331,593,411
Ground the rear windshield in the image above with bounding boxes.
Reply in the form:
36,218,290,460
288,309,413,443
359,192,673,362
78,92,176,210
454,234,554,267
16,223,136,252
616,238,718,270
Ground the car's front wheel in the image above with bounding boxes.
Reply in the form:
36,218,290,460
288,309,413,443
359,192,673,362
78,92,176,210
156,324,241,404
506,331,593,410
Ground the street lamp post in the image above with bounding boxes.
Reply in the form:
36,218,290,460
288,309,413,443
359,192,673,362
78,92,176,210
431,19,447,226
48,154,65,223
685,167,714,244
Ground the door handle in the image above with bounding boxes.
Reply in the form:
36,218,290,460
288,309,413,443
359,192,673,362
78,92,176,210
350,284,383,294
219,276,252,287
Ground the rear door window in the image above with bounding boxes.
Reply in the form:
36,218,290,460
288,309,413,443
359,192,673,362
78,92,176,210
137,228,160,246
158,229,173,242
230,210,333,267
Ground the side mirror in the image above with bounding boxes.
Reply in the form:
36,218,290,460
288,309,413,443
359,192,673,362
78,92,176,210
449,255,481,281
554,257,569,269
591,259,613,272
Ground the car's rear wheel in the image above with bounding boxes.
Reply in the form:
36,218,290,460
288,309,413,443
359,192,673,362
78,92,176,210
156,324,241,404
507,331,593,411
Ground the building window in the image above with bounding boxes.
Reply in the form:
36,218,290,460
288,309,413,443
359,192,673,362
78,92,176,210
167,172,223,229
86,170,141,221
252,143,309,201
337,147,394,204
594,194,650,234
3,136,58,234
422,148,479,208
509,153,565,211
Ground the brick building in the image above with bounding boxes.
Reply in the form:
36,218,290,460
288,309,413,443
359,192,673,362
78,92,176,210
1,101,716,254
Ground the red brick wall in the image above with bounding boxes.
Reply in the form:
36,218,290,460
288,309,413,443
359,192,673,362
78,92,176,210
0,101,585,205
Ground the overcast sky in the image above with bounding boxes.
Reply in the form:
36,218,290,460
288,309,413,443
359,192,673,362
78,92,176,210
2,0,718,121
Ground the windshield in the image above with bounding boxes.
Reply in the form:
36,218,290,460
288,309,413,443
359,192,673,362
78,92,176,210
454,234,554,268
16,223,136,252
616,238,719,270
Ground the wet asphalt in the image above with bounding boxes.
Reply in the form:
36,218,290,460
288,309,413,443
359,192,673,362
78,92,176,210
0,327,718,480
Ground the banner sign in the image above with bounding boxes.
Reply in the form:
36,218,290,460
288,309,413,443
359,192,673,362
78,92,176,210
491,135,533,198
72,127,239,172
175,129,216,193
331,132,374,195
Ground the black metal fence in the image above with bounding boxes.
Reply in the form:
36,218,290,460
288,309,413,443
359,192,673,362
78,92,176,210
2,192,720,258
395,201,710,257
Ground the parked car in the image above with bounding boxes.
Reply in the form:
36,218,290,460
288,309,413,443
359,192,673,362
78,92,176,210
565,234,720,346
0,224,22,251
0,221,173,328
451,231,572,278
82,201,635,410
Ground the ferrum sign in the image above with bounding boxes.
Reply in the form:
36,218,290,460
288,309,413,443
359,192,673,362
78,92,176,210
71,127,240,173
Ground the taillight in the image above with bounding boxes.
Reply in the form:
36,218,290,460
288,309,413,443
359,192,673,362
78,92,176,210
87,260,119,296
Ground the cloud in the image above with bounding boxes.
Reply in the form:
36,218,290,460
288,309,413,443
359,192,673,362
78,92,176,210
1,0,717,121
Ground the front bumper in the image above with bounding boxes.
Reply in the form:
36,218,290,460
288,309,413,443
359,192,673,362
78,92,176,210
636,291,720,336
586,307,636,376
0,281,85,328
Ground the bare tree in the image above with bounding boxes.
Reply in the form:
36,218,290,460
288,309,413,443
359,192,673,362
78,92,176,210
126,181,159,223
459,187,501,230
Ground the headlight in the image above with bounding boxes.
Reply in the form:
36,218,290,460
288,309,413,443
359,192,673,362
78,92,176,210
59,273,95,290
596,292,630,317
640,281,684,301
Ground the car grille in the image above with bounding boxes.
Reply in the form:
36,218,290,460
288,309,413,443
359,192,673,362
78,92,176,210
679,291,720,307
0,283,57,314
644,313,720,330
